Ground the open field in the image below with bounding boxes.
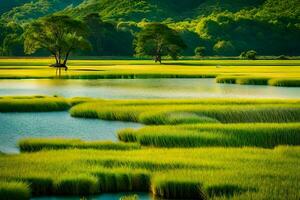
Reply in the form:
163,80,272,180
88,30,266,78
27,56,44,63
0,59,300,87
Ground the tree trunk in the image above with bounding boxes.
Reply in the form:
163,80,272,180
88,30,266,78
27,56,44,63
155,55,162,64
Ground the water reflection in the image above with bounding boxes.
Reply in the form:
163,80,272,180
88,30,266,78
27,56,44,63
0,79,299,99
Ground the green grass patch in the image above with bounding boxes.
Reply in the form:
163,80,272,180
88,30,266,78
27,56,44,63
18,138,141,152
268,78,300,87
55,174,99,196
0,181,30,200
0,96,71,112
1,147,298,198
70,99,300,124
118,123,300,148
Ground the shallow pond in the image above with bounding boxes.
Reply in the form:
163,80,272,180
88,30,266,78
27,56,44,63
32,193,151,200
0,112,142,153
0,78,299,99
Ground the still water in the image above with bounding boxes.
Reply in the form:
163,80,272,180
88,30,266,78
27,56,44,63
0,79,299,99
32,193,151,200
0,112,142,153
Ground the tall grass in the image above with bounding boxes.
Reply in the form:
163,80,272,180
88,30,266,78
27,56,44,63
0,181,30,200
1,146,299,199
18,138,141,152
0,96,70,112
55,174,99,196
268,78,300,87
71,100,300,124
118,123,300,148
151,177,207,199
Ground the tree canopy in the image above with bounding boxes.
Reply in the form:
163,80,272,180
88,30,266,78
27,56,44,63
134,23,186,63
24,15,90,72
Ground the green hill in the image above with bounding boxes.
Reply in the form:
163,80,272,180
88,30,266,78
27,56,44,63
0,0,299,56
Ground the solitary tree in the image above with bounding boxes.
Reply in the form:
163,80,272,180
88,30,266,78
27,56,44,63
24,15,91,76
194,46,206,57
134,23,186,63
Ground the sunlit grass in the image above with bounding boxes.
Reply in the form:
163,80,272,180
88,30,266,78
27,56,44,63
70,99,300,124
0,146,299,199
18,138,141,152
118,123,300,148
0,59,300,87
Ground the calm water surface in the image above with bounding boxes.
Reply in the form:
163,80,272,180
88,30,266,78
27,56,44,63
32,193,151,200
0,112,142,153
0,79,299,99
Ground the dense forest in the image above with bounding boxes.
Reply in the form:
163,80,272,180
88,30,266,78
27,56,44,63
0,0,299,57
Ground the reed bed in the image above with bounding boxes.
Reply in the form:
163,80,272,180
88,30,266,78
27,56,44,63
0,181,30,200
70,100,300,124
18,138,140,152
118,123,300,148
0,146,299,199
0,96,71,112
216,76,300,87
0,59,300,87
268,78,300,87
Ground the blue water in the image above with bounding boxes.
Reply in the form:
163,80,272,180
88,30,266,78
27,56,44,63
0,112,142,153
32,193,151,200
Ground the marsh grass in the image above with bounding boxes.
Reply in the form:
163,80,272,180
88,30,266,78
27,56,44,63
18,138,141,152
268,78,300,87
0,147,300,199
151,178,207,199
71,100,300,124
55,175,99,196
0,181,30,200
118,123,300,148
0,96,70,112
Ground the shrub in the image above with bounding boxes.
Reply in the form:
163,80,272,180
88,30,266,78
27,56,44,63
0,181,30,200
240,50,257,60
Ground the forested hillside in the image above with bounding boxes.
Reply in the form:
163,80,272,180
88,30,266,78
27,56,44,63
0,0,299,56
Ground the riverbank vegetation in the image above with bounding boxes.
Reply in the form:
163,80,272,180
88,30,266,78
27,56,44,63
1,95,300,199
0,59,299,87
0,147,299,199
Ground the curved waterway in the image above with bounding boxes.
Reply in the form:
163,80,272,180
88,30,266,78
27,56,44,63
0,79,299,99
0,112,142,153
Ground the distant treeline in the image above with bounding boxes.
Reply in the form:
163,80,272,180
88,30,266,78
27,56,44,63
0,0,299,57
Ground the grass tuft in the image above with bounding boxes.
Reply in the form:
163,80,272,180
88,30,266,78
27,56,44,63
268,78,300,87
18,138,141,152
55,174,99,196
0,181,30,200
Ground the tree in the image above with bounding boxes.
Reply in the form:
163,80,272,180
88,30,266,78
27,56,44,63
213,40,236,56
240,50,257,60
24,15,91,76
194,46,206,57
134,23,186,63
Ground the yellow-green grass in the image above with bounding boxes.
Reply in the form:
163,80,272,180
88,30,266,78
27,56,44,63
70,99,300,124
0,96,97,112
0,59,300,85
18,138,140,152
0,181,30,200
118,123,300,148
0,96,71,112
268,78,300,87
0,146,299,199
216,76,300,87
